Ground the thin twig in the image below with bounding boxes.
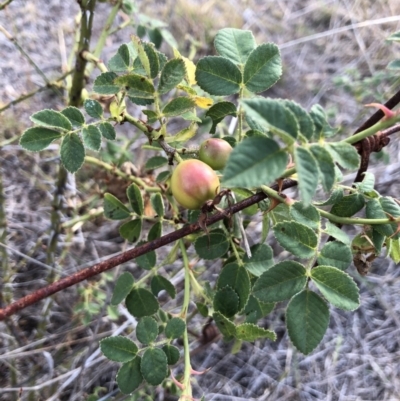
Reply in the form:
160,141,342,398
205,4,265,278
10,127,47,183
0,25,62,97
0,0,14,10
84,0,123,78
0,71,72,114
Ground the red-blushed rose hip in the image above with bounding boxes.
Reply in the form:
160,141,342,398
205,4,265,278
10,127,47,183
171,159,220,210
198,138,232,170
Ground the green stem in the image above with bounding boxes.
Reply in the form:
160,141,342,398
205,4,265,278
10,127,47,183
85,0,122,77
188,270,210,302
180,240,191,318
317,208,400,225
134,269,156,288
260,185,286,203
123,112,151,134
84,156,161,192
109,17,131,35
81,51,108,73
61,207,104,229
237,87,244,141
229,235,243,266
179,240,193,400
344,114,400,145
280,113,400,180
262,184,400,226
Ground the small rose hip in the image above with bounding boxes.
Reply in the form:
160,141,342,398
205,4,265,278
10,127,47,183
170,159,220,210
199,138,232,170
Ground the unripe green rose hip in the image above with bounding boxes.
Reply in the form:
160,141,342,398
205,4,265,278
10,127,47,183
171,159,220,210
199,138,232,170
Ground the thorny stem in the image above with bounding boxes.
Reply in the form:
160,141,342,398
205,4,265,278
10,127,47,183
0,180,297,321
353,87,400,134
68,0,97,106
179,240,193,400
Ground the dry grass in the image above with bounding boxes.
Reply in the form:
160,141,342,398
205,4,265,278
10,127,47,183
1,0,400,400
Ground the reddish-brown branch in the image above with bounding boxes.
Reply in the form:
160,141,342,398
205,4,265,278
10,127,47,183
3,88,400,321
0,180,297,321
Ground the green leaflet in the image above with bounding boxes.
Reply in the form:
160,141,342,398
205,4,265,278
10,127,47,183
214,28,256,64
222,136,287,188
286,290,329,355
195,56,242,96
